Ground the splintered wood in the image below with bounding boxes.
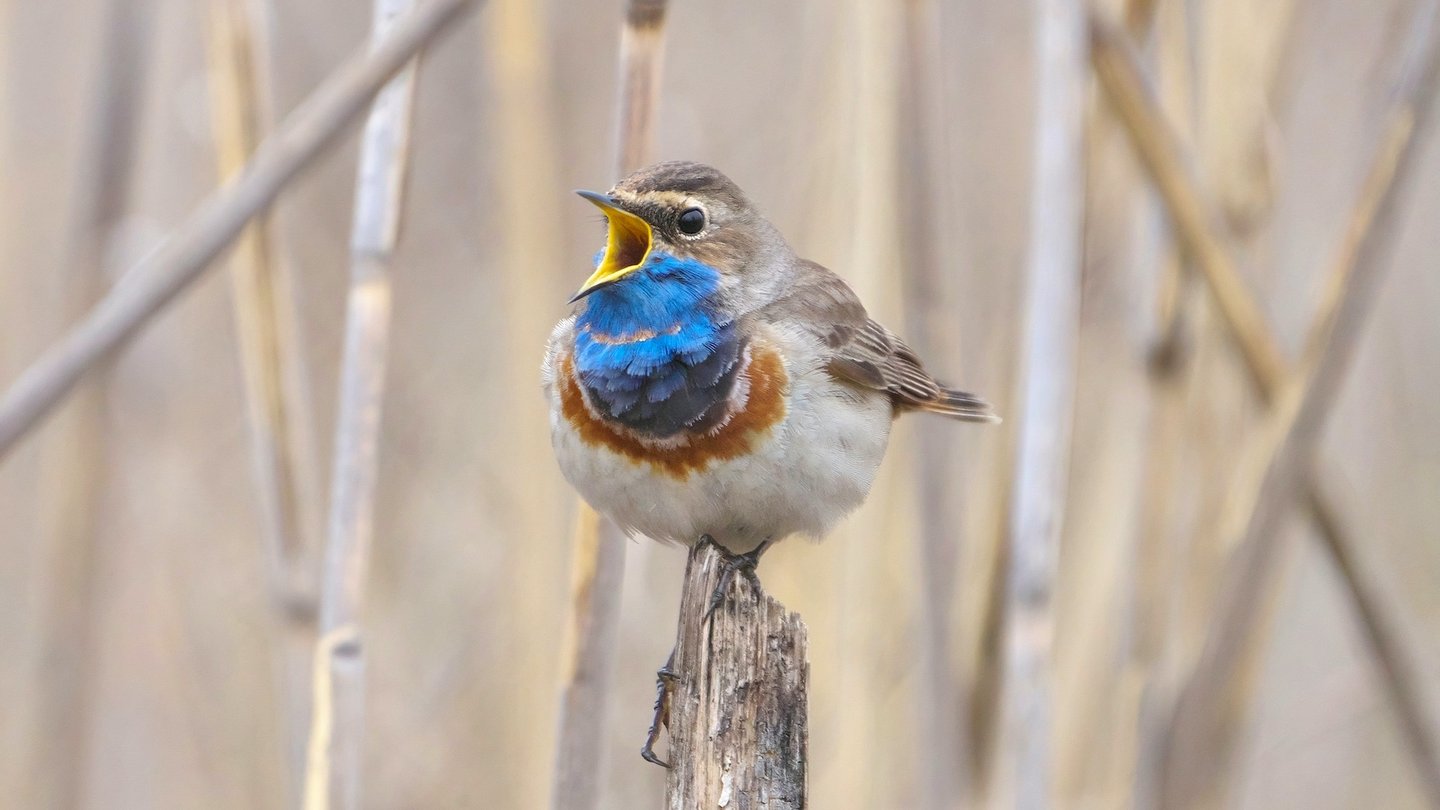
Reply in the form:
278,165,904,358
664,540,809,809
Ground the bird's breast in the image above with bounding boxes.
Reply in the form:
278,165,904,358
556,341,789,480
575,318,744,436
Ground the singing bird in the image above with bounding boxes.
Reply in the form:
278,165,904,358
545,160,994,554
543,161,995,764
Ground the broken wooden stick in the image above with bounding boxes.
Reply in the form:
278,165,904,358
662,539,809,809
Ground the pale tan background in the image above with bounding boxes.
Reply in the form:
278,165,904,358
1,0,1438,808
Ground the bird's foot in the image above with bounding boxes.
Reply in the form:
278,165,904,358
704,537,772,621
641,648,677,768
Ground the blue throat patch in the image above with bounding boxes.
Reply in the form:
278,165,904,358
574,252,744,437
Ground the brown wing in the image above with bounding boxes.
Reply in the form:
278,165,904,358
760,260,998,422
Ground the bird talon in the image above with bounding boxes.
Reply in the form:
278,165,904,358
640,747,671,769
642,649,677,768
704,566,738,621
702,538,772,621
742,566,761,592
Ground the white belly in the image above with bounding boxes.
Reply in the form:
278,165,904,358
549,363,892,553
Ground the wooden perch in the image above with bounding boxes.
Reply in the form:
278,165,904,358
663,540,809,810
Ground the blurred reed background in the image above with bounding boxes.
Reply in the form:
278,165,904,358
1,0,1439,807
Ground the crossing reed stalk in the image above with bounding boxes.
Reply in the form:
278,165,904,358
1159,4,1440,803
0,0,478,460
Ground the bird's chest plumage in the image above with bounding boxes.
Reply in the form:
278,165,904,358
570,260,744,438
545,265,893,550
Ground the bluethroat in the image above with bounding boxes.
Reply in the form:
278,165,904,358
542,161,996,765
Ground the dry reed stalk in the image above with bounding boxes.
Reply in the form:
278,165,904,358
1094,0,1277,706
614,0,668,178
1123,0,1189,369
551,1,669,802
551,508,627,809
206,1,323,798
1304,482,1440,807
995,0,1086,806
897,0,971,804
302,0,422,807
207,0,321,620
1128,302,1193,810
1193,0,1295,233
1293,63,1440,803
1091,3,1440,802
1090,12,1288,399
966,501,1012,798
1103,6,1200,806
1121,0,1191,661
1124,18,1209,806
1052,2,1175,799
22,1,150,806
476,0,572,800
0,0,478,460
1160,5,1440,802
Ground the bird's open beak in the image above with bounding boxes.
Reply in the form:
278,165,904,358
570,190,653,303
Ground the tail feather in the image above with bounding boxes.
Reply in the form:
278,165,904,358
916,386,1000,423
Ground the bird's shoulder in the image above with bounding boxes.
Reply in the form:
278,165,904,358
750,259,896,390
750,258,869,344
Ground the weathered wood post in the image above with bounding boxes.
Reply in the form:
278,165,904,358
663,539,809,809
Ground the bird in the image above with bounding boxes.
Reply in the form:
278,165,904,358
541,160,995,765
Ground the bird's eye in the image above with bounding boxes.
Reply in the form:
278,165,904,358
677,207,706,235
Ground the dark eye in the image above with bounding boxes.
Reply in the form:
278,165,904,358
677,207,706,235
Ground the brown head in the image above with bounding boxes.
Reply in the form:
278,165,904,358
570,161,792,310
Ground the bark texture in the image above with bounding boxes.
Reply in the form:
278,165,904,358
665,539,809,810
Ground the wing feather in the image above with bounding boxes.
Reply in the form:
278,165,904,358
758,260,998,422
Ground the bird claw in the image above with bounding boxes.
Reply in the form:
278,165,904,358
640,745,670,769
641,649,677,768
703,537,771,622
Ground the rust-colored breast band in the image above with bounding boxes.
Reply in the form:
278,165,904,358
558,345,788,479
